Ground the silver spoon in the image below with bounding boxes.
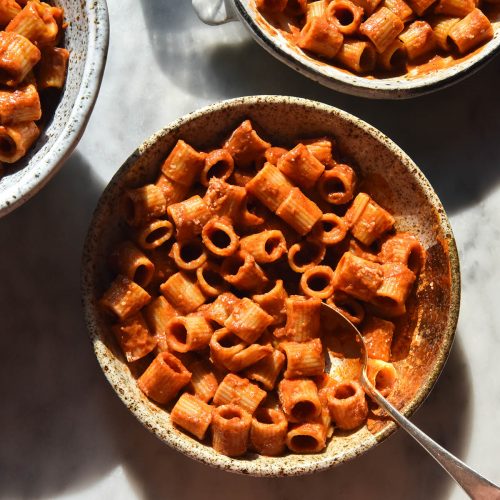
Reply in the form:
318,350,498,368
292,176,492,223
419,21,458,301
321,302,500,500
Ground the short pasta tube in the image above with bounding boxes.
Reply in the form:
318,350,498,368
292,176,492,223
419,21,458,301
138,352,191,404
111,312,157,362
381,0,414,22
318,164,357,205
359,7,405,53
223,120,271,168
166,315,214,353
311,213,348,246
135,219,174,250
376,261,416,313
282,338,325,378
160,272,206,314
379,232,425,274
155,174,189,206
109,240,155,288
286,421,327,454
277,143,325,189
326,380,368,430
170,238,207,271
326,0,364,35
297,16,344,59
326,291,365,325
278,378,322,422
203,178,246,220
407,0,437,15
276,188,323,236
366,358,398,397
240,229,286,264
434,0,474,16
205,292,240,325
171,393,213,440
161,139,206,187
212,404,252,457
252,279,288,325
429,15,460,51
351,0,382,15
398,21,436,60
36,46,69,89
196,262,228,298
0,31,40,87
122,184,167,227
264,145,288,165
244,349,286,390
447,9,493,54
299,265,335,299
377,39,408,71
184,357,219,402
221,250,269,291
0,83,40,124
224,297,274,344
362,315,394,361
303,136,336,168
200,148,234,186
0,121,39,163
201,216,239,257
213,373,267,414
250,408,288,456
288,239,326,273
167,195,211,241
284,295,321,342
99,275,151,321
0,0,21,26
335,39,377,73
142,295,177,352
246,162,294,212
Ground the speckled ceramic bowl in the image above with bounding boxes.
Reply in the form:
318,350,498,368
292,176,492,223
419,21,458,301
192,0,500,99
0,0,109,218
82,96,460,476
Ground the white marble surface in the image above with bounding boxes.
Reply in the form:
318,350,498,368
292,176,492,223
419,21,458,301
1,1,499,498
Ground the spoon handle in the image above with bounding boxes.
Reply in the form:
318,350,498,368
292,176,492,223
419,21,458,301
368,389,500,499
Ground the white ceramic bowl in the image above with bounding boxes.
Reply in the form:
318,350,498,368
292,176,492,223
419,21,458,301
82,96,460,476
0,0,109,218
192,0,500,99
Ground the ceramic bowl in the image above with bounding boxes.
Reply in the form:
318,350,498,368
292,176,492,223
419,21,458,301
0,0,109,218
82,96,460,476
192,0,500,99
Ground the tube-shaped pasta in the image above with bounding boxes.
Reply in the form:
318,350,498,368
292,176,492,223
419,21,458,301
381,0,414,21
167,195,211,241
407,0,436,15
264,146,288,166
212,404,252,457
221,250,269,291
0,0,21,25
224,298,273,344
252,279,288,325
201,216,239,257
359,7,405,53
297,16,344,59
36,46,69,89
306,0,326,18
288,239,326,273
7,1,58,46
100,275,151,321
448,8,493,54
0,121,39,162
303,137,336,168
326,292,365,325
205,292,240,325
240,229,286,264
366,359,398,396
244,349,286,390
434,0,474,16
399,21,436,60
335,39,377,73
311,213,348,246
161,139,206,187
109,240,155,288
184,357,219,403
277,143,325,189
282,338,325,378
111,312,157,362
155,174,189,206
299,265,335,299
276,187,323,236
379,232,425,274
326,380,368,430
326,0,364,35
122,184,167,227
429,15,460,50
286,421,327,453
376,261,416,313
138,352,191,404
223,120,271,168
200,148,234,186
284,296,321,341
136,219,174,250
246,162,294,212
278,378,322,422
362,315,394,361
250,408,288,456
142,295,177,352
351,0,382,14
378,39,408,71
147,248,177,289
160,272,206,314
0,31,40,87
213,374,267,414
196,262,228,297
170,239,207,271
0,83,40,124
166,315,214,352
256,0,288,12
171,393,213,440
318,164,357,205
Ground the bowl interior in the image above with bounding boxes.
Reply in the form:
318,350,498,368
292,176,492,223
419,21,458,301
235,0,500,98
0,0,108,216
82,96,459,476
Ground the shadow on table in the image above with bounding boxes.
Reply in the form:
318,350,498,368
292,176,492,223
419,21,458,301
0,153,124,498
112,336,471,500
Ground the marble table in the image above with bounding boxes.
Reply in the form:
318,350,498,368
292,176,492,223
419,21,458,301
1,1,499,498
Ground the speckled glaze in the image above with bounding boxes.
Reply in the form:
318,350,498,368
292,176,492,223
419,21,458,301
192,0,500,99
81,96,460,476
0,0,109,218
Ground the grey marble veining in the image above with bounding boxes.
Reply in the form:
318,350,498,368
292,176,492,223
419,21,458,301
0,0,499,498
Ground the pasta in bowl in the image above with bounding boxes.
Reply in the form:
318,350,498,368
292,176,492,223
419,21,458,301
82,96,460,475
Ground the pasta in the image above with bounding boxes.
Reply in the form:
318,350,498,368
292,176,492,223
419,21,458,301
0,1,68,173
99,120,425,457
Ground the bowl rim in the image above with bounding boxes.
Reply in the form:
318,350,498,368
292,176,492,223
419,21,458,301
0,0,110,218
82,95,461,476
233,0,500,99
